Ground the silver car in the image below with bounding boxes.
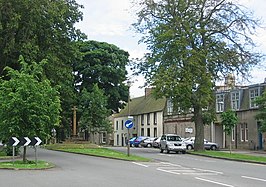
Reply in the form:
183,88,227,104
184,137,219,150
160,134,186,154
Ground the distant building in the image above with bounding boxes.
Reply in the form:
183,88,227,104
113,88,166,146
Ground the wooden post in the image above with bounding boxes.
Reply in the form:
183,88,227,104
72,106,77,137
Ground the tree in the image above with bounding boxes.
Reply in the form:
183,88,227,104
132,0,262,151
255,91,266,132
0,56,61,162
0,0,85,140
221,109,238,153
74,41,130,113
79,84,111,143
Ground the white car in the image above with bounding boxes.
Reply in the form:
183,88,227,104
152,137,161,148
140,137,156,147
160,134,186,154
184,137,219,150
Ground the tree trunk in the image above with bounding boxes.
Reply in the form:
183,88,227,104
194,105,205,151
23,146,27,163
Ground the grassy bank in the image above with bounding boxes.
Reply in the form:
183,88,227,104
0,160,54,169
45,143,150,162
189,150,266,163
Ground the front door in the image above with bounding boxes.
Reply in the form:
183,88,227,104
258,122,263,150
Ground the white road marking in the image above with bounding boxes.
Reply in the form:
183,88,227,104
242,176,266,182
195,177,235,187
193,168,223,174
157,168,180,175
132,162,148,167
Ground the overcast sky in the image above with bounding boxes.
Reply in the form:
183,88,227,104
75,0,266,98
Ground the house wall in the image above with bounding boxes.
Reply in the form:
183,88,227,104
137,111,163,138
163,114,212,140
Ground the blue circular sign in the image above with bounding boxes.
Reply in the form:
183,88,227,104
125,120,134,129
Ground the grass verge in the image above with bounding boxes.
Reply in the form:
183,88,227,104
0,160,54,170
45,143,150,162
189,150,266,163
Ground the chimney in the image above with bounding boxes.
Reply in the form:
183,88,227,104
145,88,153,97
225,74,235,88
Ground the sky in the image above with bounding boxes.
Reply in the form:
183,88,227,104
75,0,266,98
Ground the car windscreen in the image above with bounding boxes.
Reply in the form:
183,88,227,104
167,136,181,141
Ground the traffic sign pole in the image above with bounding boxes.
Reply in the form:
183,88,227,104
125,119,134,157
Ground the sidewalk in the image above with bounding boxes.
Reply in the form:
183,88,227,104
220,149,266,157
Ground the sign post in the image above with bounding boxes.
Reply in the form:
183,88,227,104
125,118,134,157
8,136,42,164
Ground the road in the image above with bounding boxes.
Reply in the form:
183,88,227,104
0,147,265,187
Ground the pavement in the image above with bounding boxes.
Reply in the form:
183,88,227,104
220,149,266,157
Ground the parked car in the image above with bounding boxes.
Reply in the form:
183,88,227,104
184,137,219,150
160,134,186,154
133,136,149,147
127,137,137,147
152,137,161,148
140,137,156,147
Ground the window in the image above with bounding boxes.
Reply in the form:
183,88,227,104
121,120,124,130
167,99,173,115
116,134,119,145
141,114,144,126
116,121,118,130
147,113,150,125
154,112,157,125
102,132,106,144
216,94,224,112
240,123,248,142
231,91,240,110
147,128,150,137
154,128,157,137
141,128,144,136
232,126,235,142
249,88,259,108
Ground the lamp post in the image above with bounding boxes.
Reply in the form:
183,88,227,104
127,80,132,157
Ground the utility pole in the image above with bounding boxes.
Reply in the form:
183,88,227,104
72,106,77,137
127,80,132,157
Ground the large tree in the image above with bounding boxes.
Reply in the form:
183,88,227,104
0,56,61,162
132,0,262,150
0,0,85,139
79,84,111,142
74,40,130,112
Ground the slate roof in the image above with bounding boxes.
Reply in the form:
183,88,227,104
114,94,166,118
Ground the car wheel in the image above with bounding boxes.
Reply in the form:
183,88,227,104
187,145,193,150
147,143,152,148
210,145,217,150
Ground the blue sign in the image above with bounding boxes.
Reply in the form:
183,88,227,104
125,120,134,129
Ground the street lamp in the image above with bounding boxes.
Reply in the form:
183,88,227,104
127,80,132,157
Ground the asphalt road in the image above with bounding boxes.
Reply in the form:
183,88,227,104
0,147,266,187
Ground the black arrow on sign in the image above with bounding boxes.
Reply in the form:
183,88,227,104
29,137,42,146
18,137,31,146
8,137,20,146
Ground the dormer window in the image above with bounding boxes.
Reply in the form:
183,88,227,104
231,91,240,110
216,94,224,112
249,88,260,108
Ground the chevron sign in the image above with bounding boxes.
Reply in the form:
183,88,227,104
8,137,42,147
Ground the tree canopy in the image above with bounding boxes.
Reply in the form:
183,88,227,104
132,0,262,150
0,0,85,138
74,40,130,112
0,56,61,160
79,84,111,137
255,91,266,132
